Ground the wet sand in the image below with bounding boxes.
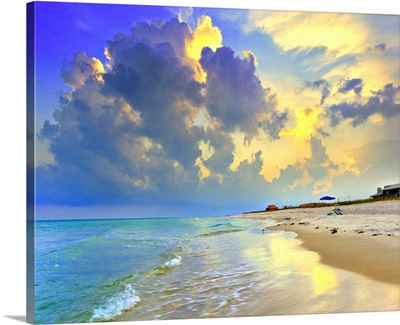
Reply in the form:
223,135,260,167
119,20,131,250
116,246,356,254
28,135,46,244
274,226,399,285
234,200,400,286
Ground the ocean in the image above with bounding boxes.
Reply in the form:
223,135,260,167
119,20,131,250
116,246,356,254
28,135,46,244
34,215,369,324
35,216,294,323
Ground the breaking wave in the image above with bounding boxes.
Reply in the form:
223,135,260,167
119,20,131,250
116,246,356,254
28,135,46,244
90,284,141,322
148,255,183,276
163,255,182,269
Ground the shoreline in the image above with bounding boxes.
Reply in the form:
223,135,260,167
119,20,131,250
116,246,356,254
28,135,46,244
270,226,400,285
234,200,400,285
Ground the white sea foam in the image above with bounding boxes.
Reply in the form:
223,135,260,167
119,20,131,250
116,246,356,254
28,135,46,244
163,256,182,269
90,284,141,322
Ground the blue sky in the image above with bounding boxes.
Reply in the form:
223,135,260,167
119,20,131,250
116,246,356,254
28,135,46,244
29,0,399,219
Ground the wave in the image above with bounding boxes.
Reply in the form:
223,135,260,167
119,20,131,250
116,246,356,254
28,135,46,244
142,255,183,279
208,222,238,229
197,229,243,237
152,255,183,273
163,256,182,269
102,273,137,289
90,284,141,322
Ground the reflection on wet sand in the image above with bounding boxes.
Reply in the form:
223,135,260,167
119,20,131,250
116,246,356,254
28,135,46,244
239,230,399,315
268,233,338,297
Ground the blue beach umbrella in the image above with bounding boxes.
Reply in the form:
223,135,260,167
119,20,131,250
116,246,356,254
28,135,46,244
320,195,335,200
319,195,335,203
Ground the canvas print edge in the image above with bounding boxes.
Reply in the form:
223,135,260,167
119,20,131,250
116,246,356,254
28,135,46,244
25,1,399,324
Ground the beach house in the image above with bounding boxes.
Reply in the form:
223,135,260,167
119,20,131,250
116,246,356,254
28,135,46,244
370,183,400,198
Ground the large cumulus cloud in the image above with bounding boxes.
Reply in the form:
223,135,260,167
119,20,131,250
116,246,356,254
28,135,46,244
36,17,284,209
201,46,267,135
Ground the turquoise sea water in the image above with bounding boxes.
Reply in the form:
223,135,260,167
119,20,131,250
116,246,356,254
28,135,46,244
34,215,400,323
34,216,308,323
35,214,400,324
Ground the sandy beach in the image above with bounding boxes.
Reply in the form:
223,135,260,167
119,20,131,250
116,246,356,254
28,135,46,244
234,200,400,286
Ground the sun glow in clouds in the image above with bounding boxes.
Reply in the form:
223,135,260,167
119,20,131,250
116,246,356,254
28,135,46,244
279,107,320,140
186,15,223,82
248,11,367,57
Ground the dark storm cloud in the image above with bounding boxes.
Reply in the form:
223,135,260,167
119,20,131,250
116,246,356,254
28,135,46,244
301,79,331,105
337,78,363,95
328,83,400,127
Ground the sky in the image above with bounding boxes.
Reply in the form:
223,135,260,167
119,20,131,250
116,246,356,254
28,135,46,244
29,0,399,219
